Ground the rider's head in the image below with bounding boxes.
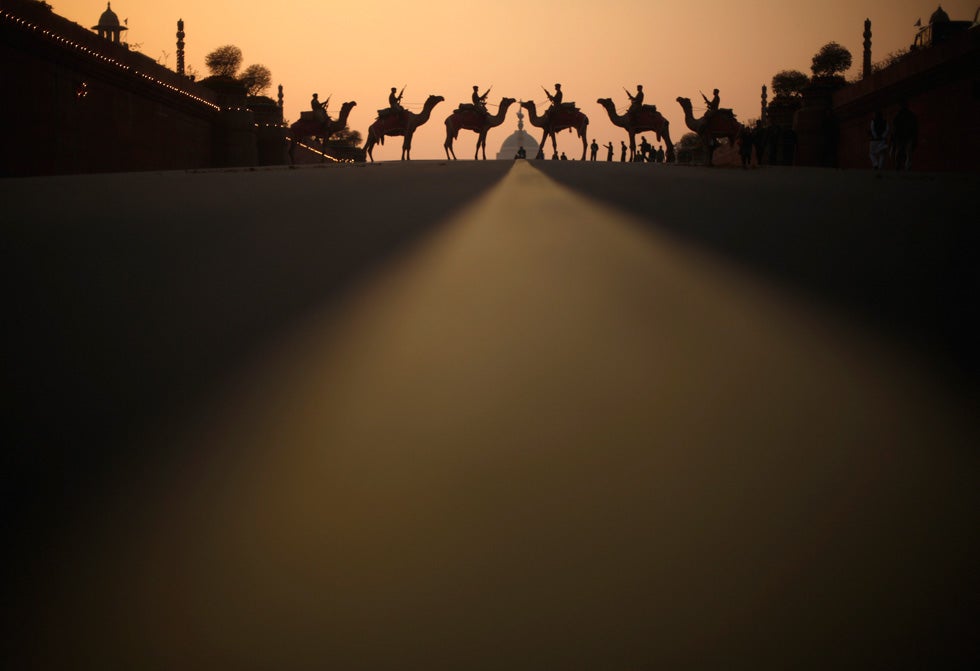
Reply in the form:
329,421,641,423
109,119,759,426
312,93,318,98
714,89,719,94
391,87,396,92
473,85,478,90
637,85,643,90
555,83,561,89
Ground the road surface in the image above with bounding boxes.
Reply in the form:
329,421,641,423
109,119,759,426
3,160,978,668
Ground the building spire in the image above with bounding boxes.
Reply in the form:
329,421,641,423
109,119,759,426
176,19,185,76
862,18,872,79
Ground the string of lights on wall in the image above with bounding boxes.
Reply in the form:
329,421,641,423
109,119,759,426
1,9,220,112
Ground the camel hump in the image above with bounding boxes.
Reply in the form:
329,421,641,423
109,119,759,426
559,101,578,111
640,103,658,114
455,103,484,113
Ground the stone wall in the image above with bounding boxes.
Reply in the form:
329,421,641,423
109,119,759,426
0,0,285,176
794,26,980,171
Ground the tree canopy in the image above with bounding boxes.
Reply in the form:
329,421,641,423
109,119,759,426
811,42,852,78
771,70,809,98
239,64,272,96
205,45,242,78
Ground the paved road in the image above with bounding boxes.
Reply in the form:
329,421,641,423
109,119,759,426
3,161,978,668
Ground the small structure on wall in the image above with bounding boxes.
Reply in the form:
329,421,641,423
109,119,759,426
92,2,126,44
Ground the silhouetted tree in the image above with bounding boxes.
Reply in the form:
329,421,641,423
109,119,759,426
326,128,363,147
239,64,272,96
811,42,852,78
771,70,809,98
205,45,243,78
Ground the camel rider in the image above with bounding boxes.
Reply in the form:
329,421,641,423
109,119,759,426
545,83,563,114
389,87,403,112
472,85,490,114
703,88,720,119
627,84,644,114
311,93,327,123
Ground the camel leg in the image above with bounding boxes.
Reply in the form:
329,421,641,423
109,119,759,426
445,124,457,160
402,132,412,161
628,132,636,161
364,135,375,162
662,123,675,163
580,131,588,161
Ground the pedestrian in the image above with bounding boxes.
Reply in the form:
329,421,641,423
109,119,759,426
605,141,614,162
869,109,888,170
620,140,628,162
560,152,568,161
738,127,754,168
590,139,599,161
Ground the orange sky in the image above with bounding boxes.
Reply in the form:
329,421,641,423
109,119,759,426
52,1,977,160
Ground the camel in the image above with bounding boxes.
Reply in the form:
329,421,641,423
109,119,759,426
444,97,517,160
288,101,356,162
364,95,444,161
520,100,589,160
597,98,675,162
676,96,742,166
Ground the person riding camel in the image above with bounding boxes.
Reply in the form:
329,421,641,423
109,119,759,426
311,93,328,123
627,84,644,115
472,85,490,114
545,83,563,115
703,88,720,121
389,86,404,112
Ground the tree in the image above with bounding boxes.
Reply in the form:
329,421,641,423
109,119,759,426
239,64,272,96
205,45,242,78
677,132,701,150
811,42,852,78
771,70,809,98
327,128,363,147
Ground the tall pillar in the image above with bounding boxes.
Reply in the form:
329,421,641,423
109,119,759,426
863,18,872,79
761,85,768,125
278,84,284,108
176,19,185,76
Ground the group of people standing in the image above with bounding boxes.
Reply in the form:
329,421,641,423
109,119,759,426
869,100,917,170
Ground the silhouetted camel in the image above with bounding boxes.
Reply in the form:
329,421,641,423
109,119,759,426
676,96,742,166
597,98,674,163
444,98,517,160
288,101,357,162
520,100,589,161
364,95,444,161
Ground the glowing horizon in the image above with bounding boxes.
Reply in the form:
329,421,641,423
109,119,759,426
49,1,977,160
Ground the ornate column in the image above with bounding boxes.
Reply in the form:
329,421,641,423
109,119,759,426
862,18,872,79
176,19,185,76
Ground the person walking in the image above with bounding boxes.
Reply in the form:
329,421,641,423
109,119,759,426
590,139,599,161
869,109,888,170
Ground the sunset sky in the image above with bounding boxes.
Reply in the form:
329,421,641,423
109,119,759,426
52,1,977,160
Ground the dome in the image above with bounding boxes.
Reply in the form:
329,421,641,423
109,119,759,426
929,5,950,23
97,3,120,28
496,129,539,160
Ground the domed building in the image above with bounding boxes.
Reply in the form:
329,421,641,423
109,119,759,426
496,105,539,159
92,2,127,44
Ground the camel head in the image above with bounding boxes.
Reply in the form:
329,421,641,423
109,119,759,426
676,97,692,110
500,97,517,108
520,100,536,111
340,101,357,113
425,95,445,108
597,98,613,106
